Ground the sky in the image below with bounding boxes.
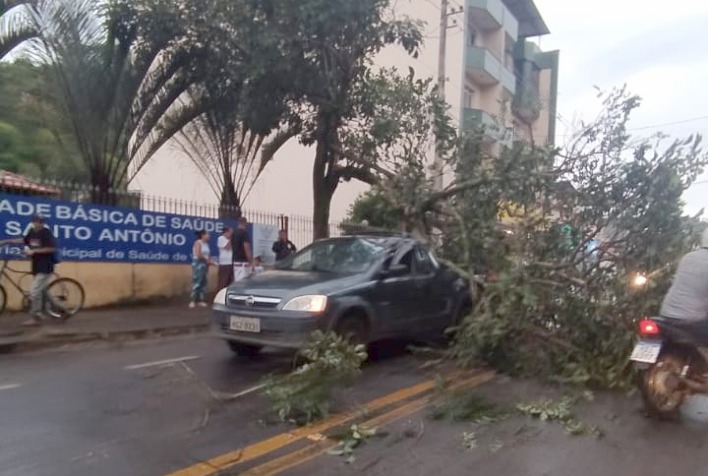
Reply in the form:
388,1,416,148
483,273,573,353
135,0,708,222
533,0,708,216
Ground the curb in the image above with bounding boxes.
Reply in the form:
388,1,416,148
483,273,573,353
0,323,209,354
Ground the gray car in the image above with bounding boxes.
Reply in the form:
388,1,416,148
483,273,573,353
212,232,470,357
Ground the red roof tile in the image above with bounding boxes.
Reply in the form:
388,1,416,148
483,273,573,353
0,170,60,195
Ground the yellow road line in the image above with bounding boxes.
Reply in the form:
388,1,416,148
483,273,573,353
165,374,461,476
241,371,495,476
241,395,434,476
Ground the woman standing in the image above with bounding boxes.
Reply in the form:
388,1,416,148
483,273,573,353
190,230,215,308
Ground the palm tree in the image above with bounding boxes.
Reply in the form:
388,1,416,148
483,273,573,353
26,0,210,204
175,108,297,218
0,0,38,59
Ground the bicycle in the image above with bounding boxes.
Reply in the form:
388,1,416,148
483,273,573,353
0,260,85,320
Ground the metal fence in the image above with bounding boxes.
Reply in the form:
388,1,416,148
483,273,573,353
0,176,342,249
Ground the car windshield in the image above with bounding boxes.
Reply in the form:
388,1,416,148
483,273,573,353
274,238,387,274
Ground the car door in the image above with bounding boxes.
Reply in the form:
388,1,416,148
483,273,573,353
409,245,444,326
414,246,458,334
372,245,419,337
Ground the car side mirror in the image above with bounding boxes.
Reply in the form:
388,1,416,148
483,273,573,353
381,263,409,279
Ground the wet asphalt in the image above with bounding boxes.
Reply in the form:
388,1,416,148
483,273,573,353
5,335,708,476
0,335,429,476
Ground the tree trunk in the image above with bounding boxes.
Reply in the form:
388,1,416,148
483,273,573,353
312,116,339,241
89,170,117,206
219,175,241,220
312,149,335,241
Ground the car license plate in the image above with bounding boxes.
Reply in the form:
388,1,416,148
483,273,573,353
229,316,261,333
629,340,662,364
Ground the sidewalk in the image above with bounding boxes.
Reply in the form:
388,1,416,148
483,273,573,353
0,303,210,352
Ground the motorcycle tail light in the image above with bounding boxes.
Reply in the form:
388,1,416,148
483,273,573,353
639,318,659,336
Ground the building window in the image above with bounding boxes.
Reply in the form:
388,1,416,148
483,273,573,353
504,34,515,70
468,24,477,46
463,86,475,109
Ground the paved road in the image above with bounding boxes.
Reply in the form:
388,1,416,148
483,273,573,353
289,378,708,476
8,335,708,476
0,335,433,476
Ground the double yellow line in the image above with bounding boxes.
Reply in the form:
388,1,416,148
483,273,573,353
166,370,494,476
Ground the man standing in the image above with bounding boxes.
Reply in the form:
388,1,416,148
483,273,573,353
0,214,57,325
216,227,234,290
232,217,254,282
272,229,297,261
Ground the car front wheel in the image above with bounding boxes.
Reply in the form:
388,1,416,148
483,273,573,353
227,341,262,358
335,316,369,347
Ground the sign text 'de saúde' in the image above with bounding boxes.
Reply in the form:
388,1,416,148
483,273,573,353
0,194,237,264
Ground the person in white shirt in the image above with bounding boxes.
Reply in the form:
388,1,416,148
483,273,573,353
217,227,234,290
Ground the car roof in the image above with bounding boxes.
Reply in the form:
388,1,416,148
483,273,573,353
316,232,419,251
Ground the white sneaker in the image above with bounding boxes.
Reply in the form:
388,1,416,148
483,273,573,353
188,302,196,309
198,302,208,308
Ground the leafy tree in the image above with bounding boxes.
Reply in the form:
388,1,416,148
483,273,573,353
350,80,708,388
346,189,404,230
0,121,31,171
447,88,707,388
267,0,423,239
0,59,83,179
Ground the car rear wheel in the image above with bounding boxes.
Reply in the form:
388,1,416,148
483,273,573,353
227,341,262,358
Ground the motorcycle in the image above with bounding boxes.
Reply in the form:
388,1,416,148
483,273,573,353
630,316,708,419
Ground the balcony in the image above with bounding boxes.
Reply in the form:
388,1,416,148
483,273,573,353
466,46,516,94
467,0,504,30
462,108,513,147
513,38,542,64
467,0,519,37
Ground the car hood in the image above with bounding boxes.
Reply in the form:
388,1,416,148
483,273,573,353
227,270,366,299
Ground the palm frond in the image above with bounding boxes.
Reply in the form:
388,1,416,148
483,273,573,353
258,127,298,177
0,0,38,58
18,0,214,200
175,106,293,207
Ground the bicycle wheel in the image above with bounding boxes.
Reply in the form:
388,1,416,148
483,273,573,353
0,285,6,316
46,278,85,320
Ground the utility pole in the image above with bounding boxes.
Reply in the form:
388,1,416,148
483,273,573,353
433,0,462,191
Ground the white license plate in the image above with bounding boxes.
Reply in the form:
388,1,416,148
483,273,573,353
630,340,662,364
229,316,261,333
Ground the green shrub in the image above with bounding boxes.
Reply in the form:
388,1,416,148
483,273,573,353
262,331,368,424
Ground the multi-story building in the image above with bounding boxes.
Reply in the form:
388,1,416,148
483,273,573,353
461,0,559,152
377,0,559,156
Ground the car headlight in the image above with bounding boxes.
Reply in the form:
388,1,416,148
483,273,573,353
213,288,228,306
282,295,328,313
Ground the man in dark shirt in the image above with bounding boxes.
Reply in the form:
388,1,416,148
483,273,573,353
0,214,57,325
272,230,297,261
232,216,254,282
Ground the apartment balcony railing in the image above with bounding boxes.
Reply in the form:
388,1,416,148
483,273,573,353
462,107,513,147
467,0,518,38
466,46,516,94
467,0,504,29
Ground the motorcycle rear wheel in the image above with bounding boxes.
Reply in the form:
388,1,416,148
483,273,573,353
637,354,686,420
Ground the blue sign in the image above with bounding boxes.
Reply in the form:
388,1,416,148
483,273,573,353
0,193,237,264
